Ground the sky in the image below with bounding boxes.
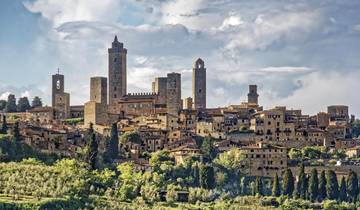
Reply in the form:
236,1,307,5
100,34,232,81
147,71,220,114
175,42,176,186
1,0,360,116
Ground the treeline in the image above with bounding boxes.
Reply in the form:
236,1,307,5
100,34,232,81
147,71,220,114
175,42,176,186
256,164,360,203
0,94,43,112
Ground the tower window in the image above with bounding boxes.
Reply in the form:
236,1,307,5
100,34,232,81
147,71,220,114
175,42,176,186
114,94,117,98
199,89,201,93
114,87,117,91
114,58,117,62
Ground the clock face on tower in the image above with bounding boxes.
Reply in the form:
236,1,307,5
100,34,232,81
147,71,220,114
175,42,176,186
56,80,61,90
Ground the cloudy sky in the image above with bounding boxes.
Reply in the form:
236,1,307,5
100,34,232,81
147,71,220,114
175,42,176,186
1,0,360,116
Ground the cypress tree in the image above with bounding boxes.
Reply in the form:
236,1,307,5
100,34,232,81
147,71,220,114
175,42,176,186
339,176,347,202
272,173,281,197
308,168,319,202
5,94,17,113
296,163,307,199
199,165,215,189
318,170,327,201
347,170,359,202
86,133,98,170
88,122,94,136
13,121,21,142
255,176,263,196
1,115,7,134
326,170,339,200
201,136,217,162
192,163,200,187
105,123,119,162
282,168,295,196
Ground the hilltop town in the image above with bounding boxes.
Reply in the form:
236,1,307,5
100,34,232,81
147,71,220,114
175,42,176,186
0,36,359,209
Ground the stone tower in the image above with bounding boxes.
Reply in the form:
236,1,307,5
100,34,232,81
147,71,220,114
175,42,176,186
247,85,259,105
192,58,206,110
166,73,181,116
90,77,107,105
108,35,127,105
52,71,64,107
152,77,168,105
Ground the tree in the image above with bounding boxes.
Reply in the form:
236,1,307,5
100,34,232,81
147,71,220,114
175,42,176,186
1,115,7,134
339,177,347,202
17,97,31,112
31,96,42,108
120,131,142,145
282,168,295,196
199,164,215,189
5,94,17,113
272,173,281,197
318,170,327,201
308,168,319,201
86,133,98,170
288,148,302,159
201,136,217,162
105,123,119,162
192,163,200,187
88,122,94,135
0,100,6,111
347,170,359,202
13,121,21,142
326,170,339,200
255,176,264,196
296,163,307,199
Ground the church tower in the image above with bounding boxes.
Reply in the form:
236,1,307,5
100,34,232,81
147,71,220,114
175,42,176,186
192,58,206,110
52,70,64,107
108,36,127,105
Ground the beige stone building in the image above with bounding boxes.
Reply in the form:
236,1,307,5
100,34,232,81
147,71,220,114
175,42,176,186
241,143,287,177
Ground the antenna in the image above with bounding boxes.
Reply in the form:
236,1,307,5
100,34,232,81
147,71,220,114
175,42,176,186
57,68,60,74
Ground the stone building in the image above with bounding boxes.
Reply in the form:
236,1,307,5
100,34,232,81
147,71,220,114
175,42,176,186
247,85,259,105
241,143,287,177
54,93,70,119
52,72,70,119
27,106,55,123
152,77,167,105
90,77,107,104
52,72,64,107
84,76,108,126
183,97,193,110
166,72,181,116
108,36,127,106
192,58,206,110
327,105,349,124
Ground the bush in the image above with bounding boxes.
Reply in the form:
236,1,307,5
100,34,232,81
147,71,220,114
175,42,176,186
259,196,279,207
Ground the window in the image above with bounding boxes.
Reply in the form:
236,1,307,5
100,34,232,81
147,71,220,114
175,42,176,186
114,94,117,98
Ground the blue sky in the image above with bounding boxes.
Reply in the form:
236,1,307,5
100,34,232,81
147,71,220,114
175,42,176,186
1,0,360,116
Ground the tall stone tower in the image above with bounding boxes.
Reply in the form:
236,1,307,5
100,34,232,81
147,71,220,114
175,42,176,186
152,77,168,105
108,35,127,105
90,77,107,104
247,85,259,105
166,73,181,116
192,58,206,110
52,71,64,107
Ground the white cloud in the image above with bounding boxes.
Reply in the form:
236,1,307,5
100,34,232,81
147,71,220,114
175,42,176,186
0,92,11,100
23,0,122,27
224,10,322,51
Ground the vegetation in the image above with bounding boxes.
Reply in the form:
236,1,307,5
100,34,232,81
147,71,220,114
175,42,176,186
17,97,31,112
31,96,43,108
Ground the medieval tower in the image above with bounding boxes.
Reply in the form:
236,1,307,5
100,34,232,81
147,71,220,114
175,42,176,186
52,71,64,107
108,35,127,105
247,85,259,105
192,58,206,110
166,72,181,116
90,77,107,105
